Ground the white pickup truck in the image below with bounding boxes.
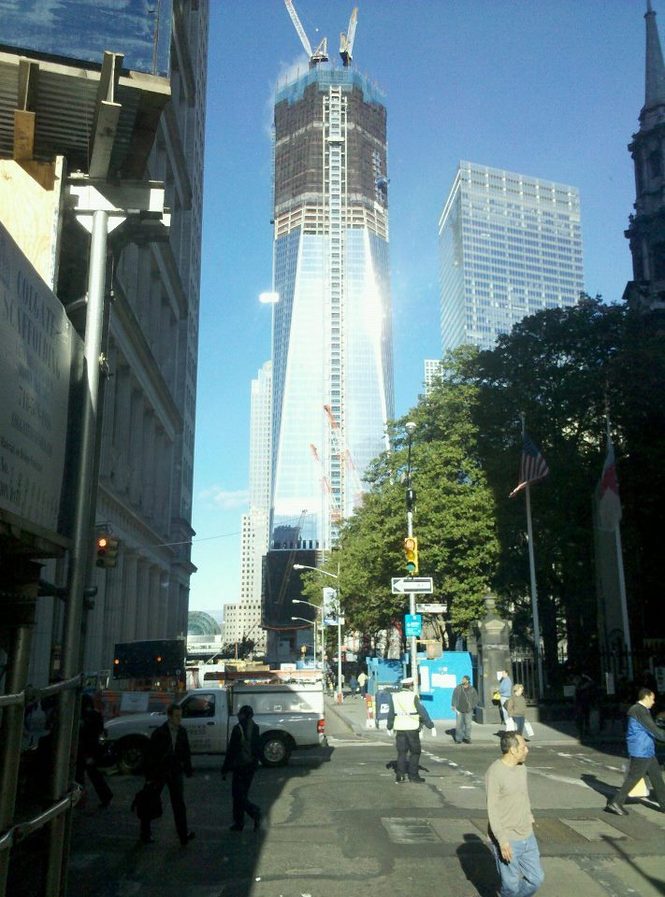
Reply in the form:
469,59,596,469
103,683,326,773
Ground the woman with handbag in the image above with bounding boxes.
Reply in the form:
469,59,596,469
506,684,528,736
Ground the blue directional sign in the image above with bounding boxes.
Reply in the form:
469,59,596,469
404,614,422,638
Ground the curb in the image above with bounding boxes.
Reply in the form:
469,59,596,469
325,699,626,748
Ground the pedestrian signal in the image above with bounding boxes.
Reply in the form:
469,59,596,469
404,536,419,575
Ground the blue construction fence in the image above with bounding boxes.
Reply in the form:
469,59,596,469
366,652,473,722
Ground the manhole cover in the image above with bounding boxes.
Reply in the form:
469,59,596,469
381,817,440,844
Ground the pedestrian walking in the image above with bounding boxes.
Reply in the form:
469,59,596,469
387,677,436,783
485,731,545,897
605,687,665,816
451,675,479,743
75,694,113,807
506,684,528,737
222,705,262,832
348,674,358,698
140,703,195,846
357,671,368,696
498,670,513,726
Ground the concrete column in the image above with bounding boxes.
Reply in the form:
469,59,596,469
120,553,138,641
142,409,156,519
135,559,151,638
128,389,144,506
113,365,132,493
473,594,512,724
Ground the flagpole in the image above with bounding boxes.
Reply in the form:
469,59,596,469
521,413,544,700
614,526,632,681
604,414,633,681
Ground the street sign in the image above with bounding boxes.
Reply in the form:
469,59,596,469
324,616,345,627
404,614,422,638
416,603,447,614
391,577,434,595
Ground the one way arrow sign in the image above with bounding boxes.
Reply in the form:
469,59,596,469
391,577,434,595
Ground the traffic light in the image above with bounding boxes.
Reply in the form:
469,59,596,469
404,536,419,575
96,533,120,568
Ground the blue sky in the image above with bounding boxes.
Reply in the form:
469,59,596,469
190,0,650,612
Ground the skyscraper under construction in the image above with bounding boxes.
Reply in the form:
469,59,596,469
263,5,394,654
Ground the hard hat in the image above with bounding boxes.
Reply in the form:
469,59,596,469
401,677,414,686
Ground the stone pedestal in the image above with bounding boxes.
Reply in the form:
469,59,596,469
473,595,512,724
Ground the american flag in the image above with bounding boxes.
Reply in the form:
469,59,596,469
509,435,549,498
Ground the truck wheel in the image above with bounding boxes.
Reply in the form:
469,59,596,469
260,733,290,767
117,737,147,775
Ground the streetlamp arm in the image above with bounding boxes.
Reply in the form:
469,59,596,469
293,564,338,580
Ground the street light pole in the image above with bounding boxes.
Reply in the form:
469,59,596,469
293,564,343,702
405,421,419,694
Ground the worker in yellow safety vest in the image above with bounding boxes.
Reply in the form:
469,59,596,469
387,677,436,783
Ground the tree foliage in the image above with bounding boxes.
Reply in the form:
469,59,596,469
460,297,665,672
333,347,500,642
320,297,665,676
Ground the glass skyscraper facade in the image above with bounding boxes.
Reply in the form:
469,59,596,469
439,161,584,353
269,66,394,554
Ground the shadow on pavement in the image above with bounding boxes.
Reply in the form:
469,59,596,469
455,832,498,897
602,834,665,896
580,772,615,802
7,745,336,897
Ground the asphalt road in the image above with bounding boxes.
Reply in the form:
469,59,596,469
8,707,665,897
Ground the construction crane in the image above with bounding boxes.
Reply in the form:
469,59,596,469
323,404,364,512
339,7,358,66
310,443,342,523
284,0,329,66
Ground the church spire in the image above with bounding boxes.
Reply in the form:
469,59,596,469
644,0,665,113
623,1,665,309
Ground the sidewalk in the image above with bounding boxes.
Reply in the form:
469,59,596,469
325,693,624,747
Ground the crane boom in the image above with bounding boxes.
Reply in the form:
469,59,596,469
284,0,312,58
339,7,358,66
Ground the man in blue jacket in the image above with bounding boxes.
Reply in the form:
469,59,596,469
606,687,665,815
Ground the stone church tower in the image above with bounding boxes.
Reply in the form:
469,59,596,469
624,1,665,309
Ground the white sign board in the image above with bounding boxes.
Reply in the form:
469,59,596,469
0,223,73,537
391,577,434,594
120,692,150,713
416,603,447,614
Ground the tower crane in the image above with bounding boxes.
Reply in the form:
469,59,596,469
284,0,329,66
323,404,364,511
309,443,342,523
339,7,358,67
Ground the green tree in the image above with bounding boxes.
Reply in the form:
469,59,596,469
330,348,500,647
459,297,665,675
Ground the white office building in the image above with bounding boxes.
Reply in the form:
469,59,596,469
439,161,584,353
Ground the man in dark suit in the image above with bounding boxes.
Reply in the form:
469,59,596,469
222,705,262,831
141,703,194,846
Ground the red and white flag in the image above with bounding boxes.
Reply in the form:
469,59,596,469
598,438,622,531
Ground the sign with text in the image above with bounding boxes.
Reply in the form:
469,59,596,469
404,614,422,638
0,223,74,538
416,603,447,614
391,576,434,595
